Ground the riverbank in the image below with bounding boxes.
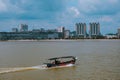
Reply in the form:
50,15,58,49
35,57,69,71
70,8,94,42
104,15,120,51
0,39,120,42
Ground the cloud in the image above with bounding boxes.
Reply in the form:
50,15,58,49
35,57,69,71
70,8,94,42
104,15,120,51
0,0,66,20
0,0,120,34
69,7,80,17
0,0,24,13
0,0,7,12
109,0,119,3
78,0,120,15
101,16,113,22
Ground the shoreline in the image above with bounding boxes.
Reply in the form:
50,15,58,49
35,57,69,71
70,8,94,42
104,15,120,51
0,39,120,42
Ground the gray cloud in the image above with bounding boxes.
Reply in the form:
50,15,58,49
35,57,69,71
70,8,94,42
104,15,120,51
0,0,66,20
78,0,120,15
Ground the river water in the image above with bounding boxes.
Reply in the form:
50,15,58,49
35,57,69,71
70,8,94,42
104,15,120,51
0,40,120,80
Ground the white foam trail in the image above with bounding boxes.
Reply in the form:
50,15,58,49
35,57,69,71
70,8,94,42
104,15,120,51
0,65,47,74
31,65,47,69
0,64,76,74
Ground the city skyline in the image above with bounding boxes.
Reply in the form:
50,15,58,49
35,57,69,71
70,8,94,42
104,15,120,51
7,23,120,35
0,0,120,34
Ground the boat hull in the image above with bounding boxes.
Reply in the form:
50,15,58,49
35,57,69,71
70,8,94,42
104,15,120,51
46,63,75,69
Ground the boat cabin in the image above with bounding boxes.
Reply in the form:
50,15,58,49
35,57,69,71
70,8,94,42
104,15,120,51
44,56,77,68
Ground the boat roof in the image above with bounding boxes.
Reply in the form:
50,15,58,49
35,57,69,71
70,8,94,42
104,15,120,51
48,56,75,60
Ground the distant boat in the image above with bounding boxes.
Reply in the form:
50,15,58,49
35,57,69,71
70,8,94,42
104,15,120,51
44,56,77,68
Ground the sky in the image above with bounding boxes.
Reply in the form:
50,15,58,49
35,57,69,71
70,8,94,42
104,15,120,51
0,0,120,34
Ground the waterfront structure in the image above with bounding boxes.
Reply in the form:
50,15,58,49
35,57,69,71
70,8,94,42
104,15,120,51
20,24,28,32
40,28,45,32
75,23,86,38
0,32,48,40
48,33,59,39
70,31,76,39
57,26,65,39
47,29,57,33
105,33,117,39
64,30,70,39
32,29,41,32
89,22,100,38
0,32,7,40
57,26,65,33
0,31,61,40
118,28,120,39
12,28,18,32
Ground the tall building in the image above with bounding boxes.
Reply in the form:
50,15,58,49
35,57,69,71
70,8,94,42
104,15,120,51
118,28,120,39
20,24,28,32
89,22,100,38
75,23,86,38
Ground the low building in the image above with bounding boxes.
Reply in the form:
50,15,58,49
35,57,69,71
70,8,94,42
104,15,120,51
64,30,70,39
12,28,18,32
0,32,48,40
57,27,65,39
20,24,28,32
0,31,62,40
105,34,117,39
70,31,76,39
118,28,120,39
32,29,41,32
48,33,59,39
0,32,8,40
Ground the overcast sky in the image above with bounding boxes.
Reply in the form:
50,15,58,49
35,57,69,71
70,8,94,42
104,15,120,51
0,0,120,34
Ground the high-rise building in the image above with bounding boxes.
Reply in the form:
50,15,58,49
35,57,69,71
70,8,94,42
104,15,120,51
89,22,100,38
75,23,86,38
118,28,120,39
20,24,28,32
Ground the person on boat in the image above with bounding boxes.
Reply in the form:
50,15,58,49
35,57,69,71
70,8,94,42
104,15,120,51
70,58,75,64
55,59,60,64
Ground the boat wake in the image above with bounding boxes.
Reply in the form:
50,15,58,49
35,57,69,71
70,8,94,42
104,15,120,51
0,65,47,74
0,64,75,74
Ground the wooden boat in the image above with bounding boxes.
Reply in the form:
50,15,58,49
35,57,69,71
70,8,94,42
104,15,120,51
44,56,77,68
